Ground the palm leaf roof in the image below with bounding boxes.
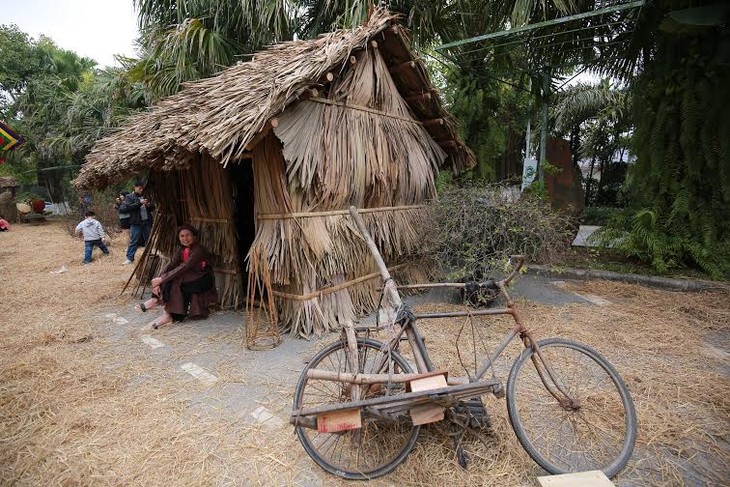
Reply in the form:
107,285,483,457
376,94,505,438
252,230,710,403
75,8,474,189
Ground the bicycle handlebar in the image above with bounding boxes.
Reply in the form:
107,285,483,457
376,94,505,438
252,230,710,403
349,205,526,291
499,255,526,287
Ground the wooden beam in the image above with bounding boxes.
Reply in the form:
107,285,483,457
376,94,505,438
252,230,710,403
349,55,357,65
422,118,444,128
319,72,334,83
370,40,378,49
405,91,433,103
306,368,468,385
388,60,416,75
437,140,458,149
245,118,279,150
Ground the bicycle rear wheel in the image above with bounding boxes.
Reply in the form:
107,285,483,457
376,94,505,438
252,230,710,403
293,338,420,480
506,338,637,477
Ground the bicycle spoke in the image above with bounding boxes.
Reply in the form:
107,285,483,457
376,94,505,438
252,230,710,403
508,340,635,476
295,339,419,478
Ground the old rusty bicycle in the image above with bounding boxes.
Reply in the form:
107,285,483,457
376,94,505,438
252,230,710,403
290,207,637,480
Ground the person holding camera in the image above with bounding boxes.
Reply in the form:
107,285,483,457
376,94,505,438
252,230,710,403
115,190,131,231
119,181,155,265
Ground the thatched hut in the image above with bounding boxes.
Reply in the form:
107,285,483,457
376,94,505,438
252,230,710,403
73,9,474,339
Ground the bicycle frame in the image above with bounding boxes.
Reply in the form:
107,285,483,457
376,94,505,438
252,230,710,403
348,206,577,408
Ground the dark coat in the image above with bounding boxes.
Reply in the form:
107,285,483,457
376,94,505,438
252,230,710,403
119,191,155,226
158,242,217,317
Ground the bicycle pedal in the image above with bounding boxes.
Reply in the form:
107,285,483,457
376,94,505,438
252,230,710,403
492,382,505,398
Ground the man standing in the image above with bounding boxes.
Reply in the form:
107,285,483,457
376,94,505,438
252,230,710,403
120,181,154,265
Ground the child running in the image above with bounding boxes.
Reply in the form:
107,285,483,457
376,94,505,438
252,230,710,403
75,210,110,264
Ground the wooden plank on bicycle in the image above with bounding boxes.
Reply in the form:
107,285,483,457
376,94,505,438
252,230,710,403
317,408,362,433
408,371,448,425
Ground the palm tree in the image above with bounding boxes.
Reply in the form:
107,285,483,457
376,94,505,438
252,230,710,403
130,0,294,98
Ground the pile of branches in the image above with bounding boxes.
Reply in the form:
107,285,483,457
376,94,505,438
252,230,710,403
429,184,576,280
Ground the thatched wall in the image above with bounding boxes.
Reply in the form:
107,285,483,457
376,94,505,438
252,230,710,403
131,156,243,310
248,46,441,337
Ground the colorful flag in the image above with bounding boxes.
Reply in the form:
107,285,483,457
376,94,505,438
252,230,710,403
0,121,24,151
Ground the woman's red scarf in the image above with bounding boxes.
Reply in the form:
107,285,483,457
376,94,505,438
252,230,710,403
182,246,206,269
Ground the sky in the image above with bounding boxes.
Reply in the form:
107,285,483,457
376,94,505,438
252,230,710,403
1,0,140,68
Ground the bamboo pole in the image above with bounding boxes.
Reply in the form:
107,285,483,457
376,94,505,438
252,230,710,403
306,368,468,385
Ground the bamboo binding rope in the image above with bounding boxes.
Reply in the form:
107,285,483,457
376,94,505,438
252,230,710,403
256,204,427,221
309,97,423,125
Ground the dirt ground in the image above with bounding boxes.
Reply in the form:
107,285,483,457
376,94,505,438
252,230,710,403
1,221,728,486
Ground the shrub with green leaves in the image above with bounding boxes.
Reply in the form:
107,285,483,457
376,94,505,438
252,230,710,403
429,184,576,280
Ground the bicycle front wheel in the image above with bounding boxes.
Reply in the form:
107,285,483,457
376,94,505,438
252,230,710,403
506,338,637,477
293,338,420,480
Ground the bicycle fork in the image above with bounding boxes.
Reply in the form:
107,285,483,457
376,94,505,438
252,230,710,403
511,301,581,411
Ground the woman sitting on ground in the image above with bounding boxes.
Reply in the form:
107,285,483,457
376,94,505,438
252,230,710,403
136,224,217,329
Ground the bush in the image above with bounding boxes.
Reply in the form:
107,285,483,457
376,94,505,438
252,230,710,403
429,184,576,280
58,188,124,239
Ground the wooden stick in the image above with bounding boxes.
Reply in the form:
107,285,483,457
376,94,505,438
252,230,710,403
306,369,468,385
291,380,501,418
437,140,458,149
245,118,280,150
405,91,432,103
348,206,401,306
343,323,360,402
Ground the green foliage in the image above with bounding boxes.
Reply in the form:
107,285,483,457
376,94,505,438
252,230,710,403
551,81,632,208
0,24,44,109
429,183,576,280
608,19,730,278
581,206,621,226
442,71,531,182
597,206,728,279
132,0,293,98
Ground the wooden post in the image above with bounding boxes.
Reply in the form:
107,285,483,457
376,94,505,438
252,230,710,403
344,321,360,402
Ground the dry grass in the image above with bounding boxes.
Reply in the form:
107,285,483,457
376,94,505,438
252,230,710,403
1,222,728,486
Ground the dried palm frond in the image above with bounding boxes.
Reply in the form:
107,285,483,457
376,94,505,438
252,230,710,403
74,7,474,191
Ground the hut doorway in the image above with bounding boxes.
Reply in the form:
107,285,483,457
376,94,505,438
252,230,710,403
230,159,256,292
